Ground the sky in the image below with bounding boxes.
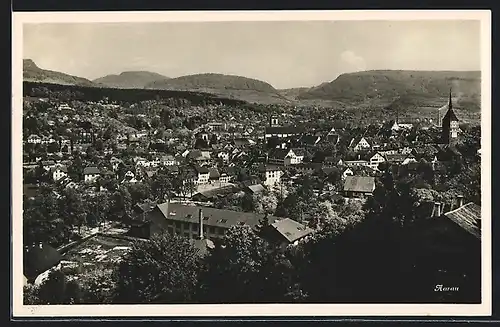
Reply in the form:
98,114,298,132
23,20,481,89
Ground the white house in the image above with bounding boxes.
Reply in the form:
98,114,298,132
260,165,283,187
161,155,177,166
27,134,42,144
342,167,354,180
268,148,305,166
51,166,68,182
217,151,230,163
344,160,370,168
122,170,138,184
194,166,210,185
350,137,371,152
368,152,386,170
83,167,100,183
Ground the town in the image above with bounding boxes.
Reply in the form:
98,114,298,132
22,82,481,305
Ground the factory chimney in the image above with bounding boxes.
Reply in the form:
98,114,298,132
198,208,204,239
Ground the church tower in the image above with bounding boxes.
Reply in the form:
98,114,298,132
441,89,460,145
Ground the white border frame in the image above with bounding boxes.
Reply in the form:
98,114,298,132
12,10,492,317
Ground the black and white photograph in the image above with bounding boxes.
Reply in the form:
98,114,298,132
12,10,491,317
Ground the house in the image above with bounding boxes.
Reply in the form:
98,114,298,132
384,153,417,166
322,127,340,144
265,126,303,139
131,201,158,222
207,122,227,132
116,134,128,142
217,151,230,163
344,160,370,168
186,149,211,163
110,157,123,171
412,145,440,163
409,197,481,301
295,162,322,175
27,134,42,144
41,136,56,144
24,242,62,284
259,165,283,187
267,218,314,248
194,165,210,185
41,160,57,171
51,166,68,182
122,170,138,184
161,155,177,166
83,167,100,183
323,156,343,167
233,138,256,148
442,200,481,240
268,148,304,166
65,181,79,190
341,167,354,180
300,135,322,148
349,136,371,152
244,183,266,196
343,176,376,198
146,202,282,241
368,152,386,170
191,185,239,203
219,167,236,184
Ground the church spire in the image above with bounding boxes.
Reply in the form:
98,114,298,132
448,88,453,110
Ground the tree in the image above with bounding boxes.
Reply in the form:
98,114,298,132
78,267,118,304
27,270,82,304
85,192,111,228
23,186,71,247
110,186,133,221
252,191,278,215
67,154,84,182
151,169,173,202
308,200,338,229
197,226,305,303
113,234,202,303
60,188,88,234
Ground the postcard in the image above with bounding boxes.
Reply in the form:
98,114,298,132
11,10,491,317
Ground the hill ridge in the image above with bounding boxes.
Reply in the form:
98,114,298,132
23,59,95,87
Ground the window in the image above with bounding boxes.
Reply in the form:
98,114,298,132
218,228,225,235
175,221,181,228
183,223,190,230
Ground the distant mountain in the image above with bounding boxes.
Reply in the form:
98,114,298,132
298,70,481,109
23,59,95,87
145,73,290,105
93,71,170,89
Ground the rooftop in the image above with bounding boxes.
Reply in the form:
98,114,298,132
343,176,376,193
271,218,314,243
444,202,481,239
153,202,283,230
83,167,100,175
